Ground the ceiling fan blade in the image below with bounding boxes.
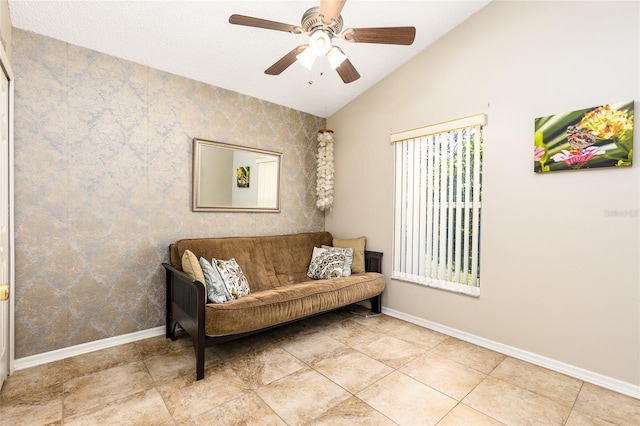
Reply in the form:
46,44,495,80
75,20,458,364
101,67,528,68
343,26,416,45
265,45,308,75
229,14,303,34
335,58,360,84
319,0,346,24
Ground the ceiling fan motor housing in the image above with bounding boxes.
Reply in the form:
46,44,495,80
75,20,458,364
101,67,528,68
301,7,343,35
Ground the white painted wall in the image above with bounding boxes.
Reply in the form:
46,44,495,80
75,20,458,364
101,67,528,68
0,0,10,61
326,0,639,387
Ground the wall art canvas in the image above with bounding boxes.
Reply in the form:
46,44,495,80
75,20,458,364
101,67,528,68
236,166,250,187
534,101,634,173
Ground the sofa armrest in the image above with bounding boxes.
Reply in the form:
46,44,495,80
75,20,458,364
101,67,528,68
365,250,383,273
162,263,206,335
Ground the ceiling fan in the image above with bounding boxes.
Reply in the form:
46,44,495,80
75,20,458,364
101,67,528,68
229,0,416,84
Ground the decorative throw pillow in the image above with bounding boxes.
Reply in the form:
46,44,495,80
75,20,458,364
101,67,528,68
182,250,207,303
307,246,346,280
199,257,231,304
213,258,251,300
182,249,205,284
333,237,366,273
322,245,353,277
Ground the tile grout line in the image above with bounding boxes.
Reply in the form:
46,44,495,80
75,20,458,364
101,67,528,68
564,381,586,426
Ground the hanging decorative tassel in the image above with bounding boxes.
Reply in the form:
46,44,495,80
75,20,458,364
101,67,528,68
316,129,335,211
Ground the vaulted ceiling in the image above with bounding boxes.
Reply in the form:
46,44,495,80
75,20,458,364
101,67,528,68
9,0,490,117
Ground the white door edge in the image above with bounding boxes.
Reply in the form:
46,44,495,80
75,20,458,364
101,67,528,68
0,39,14,388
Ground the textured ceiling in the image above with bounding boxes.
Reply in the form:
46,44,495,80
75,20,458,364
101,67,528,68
9,0,490,117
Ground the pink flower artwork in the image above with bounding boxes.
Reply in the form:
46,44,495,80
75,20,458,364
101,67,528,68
534,101,633,172
550,146,605,167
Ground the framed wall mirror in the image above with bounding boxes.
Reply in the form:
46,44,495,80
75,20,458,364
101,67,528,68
193,138,282,212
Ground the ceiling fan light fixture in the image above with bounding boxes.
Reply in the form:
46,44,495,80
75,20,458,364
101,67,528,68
296,47,315,70
309,30,332,56
326,46,347,70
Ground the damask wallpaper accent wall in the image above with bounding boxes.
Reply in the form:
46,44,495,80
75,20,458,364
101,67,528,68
12,29,326,359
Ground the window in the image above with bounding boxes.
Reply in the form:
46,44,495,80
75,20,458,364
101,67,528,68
391,114,485,296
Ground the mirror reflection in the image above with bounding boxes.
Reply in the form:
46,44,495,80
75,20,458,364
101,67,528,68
193,138,282,212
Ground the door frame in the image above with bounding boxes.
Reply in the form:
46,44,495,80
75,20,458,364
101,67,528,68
0,40,14,380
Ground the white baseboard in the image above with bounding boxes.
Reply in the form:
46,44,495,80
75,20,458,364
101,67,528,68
13,326,165,371
382,307,640,399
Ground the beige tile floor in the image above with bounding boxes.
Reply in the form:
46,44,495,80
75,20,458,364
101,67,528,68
1,306,639,425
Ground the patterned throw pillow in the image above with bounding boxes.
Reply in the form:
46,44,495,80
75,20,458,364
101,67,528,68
213,258,251,300
307,247,346,280
199,257,231,304
322,245,354,277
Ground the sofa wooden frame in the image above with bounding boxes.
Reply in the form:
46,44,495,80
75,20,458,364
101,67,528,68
162,250,383,380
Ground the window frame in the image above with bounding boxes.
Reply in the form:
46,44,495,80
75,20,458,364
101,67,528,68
391,113,486,297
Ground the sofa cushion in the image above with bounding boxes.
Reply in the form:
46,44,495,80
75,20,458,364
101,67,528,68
333,236,366,273
213,258,251,299
307,246,345,279
203,272,385,337
199,257,231,303
171,232,334,292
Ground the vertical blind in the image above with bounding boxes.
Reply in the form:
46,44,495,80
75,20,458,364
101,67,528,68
391,114,485,296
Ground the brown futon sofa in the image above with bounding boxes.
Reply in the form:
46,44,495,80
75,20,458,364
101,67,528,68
162,231,385,380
